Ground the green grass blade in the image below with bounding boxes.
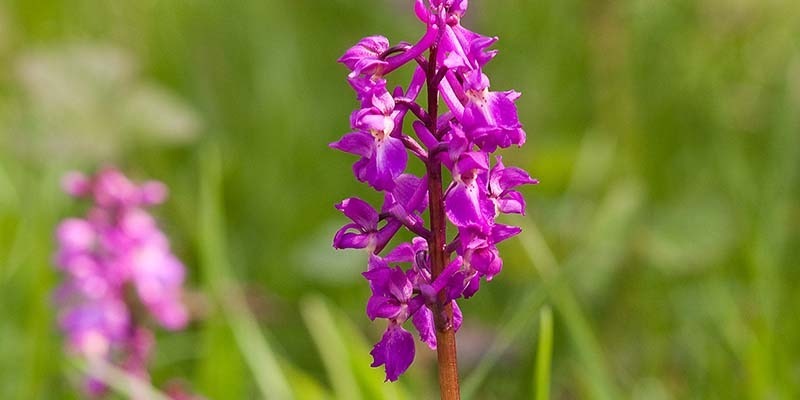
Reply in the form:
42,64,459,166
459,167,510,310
325,297,409,400
300,296,364,400
195,316,248,399
73,358,172,400
535,306,554,400
282,362,333,400
518,218,621,400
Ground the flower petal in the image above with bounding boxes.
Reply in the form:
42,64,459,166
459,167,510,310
366,296,402,320
57,218,96,252
491,224,522,244
470,245,502,279
452,301,463,332
496,190,526,215
463,273,481,298
335,197,379,230
445,181,493,231
371,135,408,191
339,36,390,76
333,229,372,250
412,306,437,350
330,131,374,158
385,242,417,263
370,325,416,382
490,162,537,195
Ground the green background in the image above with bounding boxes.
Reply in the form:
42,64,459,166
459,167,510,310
1,0,799,398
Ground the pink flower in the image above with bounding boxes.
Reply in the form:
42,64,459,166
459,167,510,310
54,167,190,395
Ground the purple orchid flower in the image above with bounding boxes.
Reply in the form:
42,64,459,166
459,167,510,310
333,197,402,251
331,86,408,191
488,156,539,215
363,259,424,381
339,36,391,77
444,151,494,233
459,223,522,281
331,0,537,384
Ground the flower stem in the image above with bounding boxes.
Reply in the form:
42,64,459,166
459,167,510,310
425,41,461,400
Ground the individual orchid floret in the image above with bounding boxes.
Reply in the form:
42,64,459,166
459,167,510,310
385,236,430,275
330,108,408,192
351,88,397,135
363,262,421,322
444,151,494,232
339,36,391,77
333,197,402,251
381,174,430,237
438,26,498,73
461,71,526,152
348,75,390,107
488,157,539,215
363,259,423,381
458,223,522,281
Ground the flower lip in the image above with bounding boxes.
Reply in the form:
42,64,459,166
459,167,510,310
370,324,416,382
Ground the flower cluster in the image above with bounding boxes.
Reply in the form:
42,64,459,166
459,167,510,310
331,0,537,381
54,168,189,396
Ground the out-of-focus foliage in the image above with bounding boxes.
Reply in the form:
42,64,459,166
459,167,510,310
9,43,200,163
0,0,799,399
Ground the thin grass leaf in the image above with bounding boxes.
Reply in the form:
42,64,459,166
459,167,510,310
535,306,554,400
321,297,409,400
746,62,800,399
72,358,172,400
1,189,32,282
19,170,62,399
195,317,247,399
517,218,621,400
0,161,18,210
300,296,364,400
282,362,333,400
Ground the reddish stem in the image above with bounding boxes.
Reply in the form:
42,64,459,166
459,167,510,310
424,40,461,400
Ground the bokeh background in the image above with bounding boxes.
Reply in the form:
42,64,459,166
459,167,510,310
2,0,800,398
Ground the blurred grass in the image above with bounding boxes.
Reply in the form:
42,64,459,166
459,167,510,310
535,306,554,400
73,359,172,400
197,145,292,399
1,0,800,399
